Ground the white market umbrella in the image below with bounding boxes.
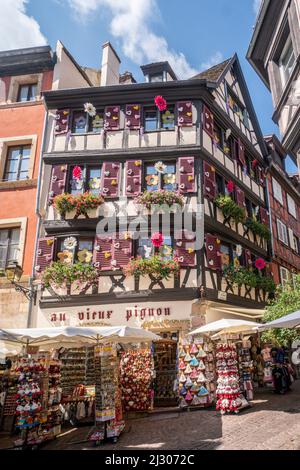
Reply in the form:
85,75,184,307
257,310,300,331
189,318,260,336
0,326,161,349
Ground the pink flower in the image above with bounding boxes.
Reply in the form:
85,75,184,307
154,95,167,111
72,166,82,180
255,258,266,270
226,180,234,193
151,232,164,248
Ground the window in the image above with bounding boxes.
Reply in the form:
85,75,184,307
227,89,250,128
287,194,297,218
292,273,297,289
161,106,175,130
277,219,288,245
57,237,94,265
71,111,104,134
272,177,283,205
3,146,30,181
0,228,20,269
137,236,173,260
216,173,225,195
144,161,176,191
213,122,223,148
293,235,299,253
17,83,37,102
69,165,101,195
245,199,258,219
144,107,159,132
280,266,290,286
149,73,164,83
279,37,296,86
220,243,230,269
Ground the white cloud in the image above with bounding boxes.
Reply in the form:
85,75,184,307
200,52,224,72
253,0,262,16
66,0,198,79
0,0,47,51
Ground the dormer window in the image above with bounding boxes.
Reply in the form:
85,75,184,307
149,73,164,83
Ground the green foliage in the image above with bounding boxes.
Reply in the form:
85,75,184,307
223,264,275,292
135,190,184,210
261,275,300,346
54,192,104,217
41,262,99,289
215,195,246,224
245,217,271,241
124,255,180,280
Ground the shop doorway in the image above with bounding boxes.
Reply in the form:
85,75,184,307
153,331,178,408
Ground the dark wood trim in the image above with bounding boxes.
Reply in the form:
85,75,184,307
39,287,198,309
205,287,266,309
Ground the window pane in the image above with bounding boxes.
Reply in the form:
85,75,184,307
7,244,19,262
162,163,176,190
159,236,172,260
144,110,158,132
10,228,20,244
29,84,37,101
145,164,159,191
22,147,31,158
137,239,152,258
6,158,19,174
20,158,29,173
18,85,29,102
149,74,163,82
88,167,101,194
220,244,230,269
70,166,85,195
161,108,175,130
0,230,9,244
9,148,21,160
72,112,87,134
78,239,93,251
0,247,7,268
89,114,103,133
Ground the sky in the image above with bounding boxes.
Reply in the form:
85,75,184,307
0,0,296,172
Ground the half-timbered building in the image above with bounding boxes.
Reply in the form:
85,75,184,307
32,53,273,402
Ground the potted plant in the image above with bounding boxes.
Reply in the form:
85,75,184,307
245,217,271,241
53,192,104,219
41,262,99,290
135,190,184,211
124,255,180,281
215,195,246,224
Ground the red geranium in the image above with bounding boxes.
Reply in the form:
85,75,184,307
151,232,164,248
72,165,82,180
252,159,258,169
226,180,234,193
255,258,266,270
154,95,167,111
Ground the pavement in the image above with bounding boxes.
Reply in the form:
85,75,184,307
2,380,300,450
44,379,300,450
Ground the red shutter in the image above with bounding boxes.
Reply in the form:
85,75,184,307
178,156,195,193
35,237,55,273
235,186,246,209
237,139,246,166
174,230,196,267
203,161,216,200
54,110,70,135
104,106,120,130
259,207,269,226
48,165,67,204
244,249,252,268
125,104,141,129
177,101,193,127
205,234,221,270
101,162,120,198
125,160,142,196
93,235,114,271
202,105,214,138
113,236,133,268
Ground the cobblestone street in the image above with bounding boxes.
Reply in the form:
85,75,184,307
38,379,300,451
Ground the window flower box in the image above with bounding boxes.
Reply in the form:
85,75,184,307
134,190,184,212
53,192,104,219
124,255,180,281
215,195,246,224
245,217,271,241
41,262,99,291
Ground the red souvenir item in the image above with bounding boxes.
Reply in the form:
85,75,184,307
154,95,167,111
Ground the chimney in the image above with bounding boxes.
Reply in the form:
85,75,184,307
100,42,121,86
119,71,136,85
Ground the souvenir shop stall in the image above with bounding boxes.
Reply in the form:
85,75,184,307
0,326,160,448
189,319,260,414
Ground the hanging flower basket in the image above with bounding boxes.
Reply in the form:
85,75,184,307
41,262,99,289
135,190,184,210
53,192,104,218
124,255,180,281
222,265,275,293
215,195,246,224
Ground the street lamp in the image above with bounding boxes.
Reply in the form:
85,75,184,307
4,261,36,302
